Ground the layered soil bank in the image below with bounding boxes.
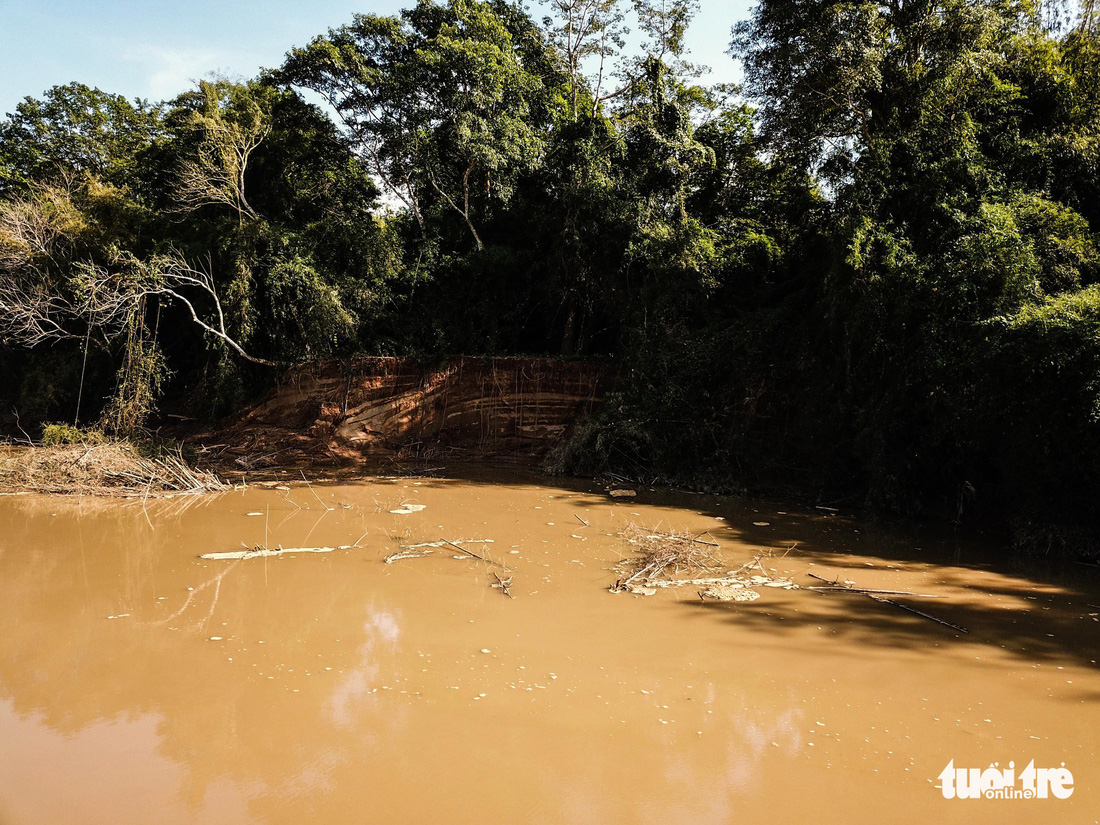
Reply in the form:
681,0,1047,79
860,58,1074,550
203,357,615,467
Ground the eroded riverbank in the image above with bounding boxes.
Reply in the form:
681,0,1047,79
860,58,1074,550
1,466,1097,823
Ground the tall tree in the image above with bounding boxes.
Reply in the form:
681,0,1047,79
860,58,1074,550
278,0,563,250
168,80,273,225
0,83,160,196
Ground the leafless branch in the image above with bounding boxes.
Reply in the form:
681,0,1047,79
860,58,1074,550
173,113,269,223
0,246,280,366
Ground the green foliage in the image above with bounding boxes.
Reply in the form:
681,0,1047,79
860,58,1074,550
266,255,356,357
98,312,170,437
278,0,566,250
41,422,106,446
0,83,161,195
974,286,1100,522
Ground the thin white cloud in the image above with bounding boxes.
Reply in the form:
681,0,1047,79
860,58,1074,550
121,44,220,102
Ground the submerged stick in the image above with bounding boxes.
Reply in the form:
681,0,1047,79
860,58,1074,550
149,559,243,629
442,538,505,568
807,571,967,633
301,470,334,510
865,593,968,633
808,586,940,598
492,571,514,598
385,548,433,563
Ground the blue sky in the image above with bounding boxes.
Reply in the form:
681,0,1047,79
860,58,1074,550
0,0,750,116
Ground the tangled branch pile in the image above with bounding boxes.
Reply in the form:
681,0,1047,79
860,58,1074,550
611,524,797,600
0,442,227,496
612,525,724,590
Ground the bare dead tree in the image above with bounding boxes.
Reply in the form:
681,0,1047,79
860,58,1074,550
0,178,276,365
73,252,282,367
0,183,84,273
543,0,628,118
173,109,268,224
0,274,83,346
0,184,88,347
0,249,279,366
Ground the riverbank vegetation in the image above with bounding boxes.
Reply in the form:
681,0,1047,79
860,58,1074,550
2,0,1100,551
0,435,225,497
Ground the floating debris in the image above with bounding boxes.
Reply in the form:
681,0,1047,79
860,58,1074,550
806,571,967,633
384,537,514,596
200,543,360,560
611,524,797,600
609,489,637,498
390,503,427,515
491,571,514,598
384,548,434,563
700,583,760,601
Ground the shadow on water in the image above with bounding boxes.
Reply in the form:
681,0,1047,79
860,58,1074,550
5,459,1098,676
1,461,1099,823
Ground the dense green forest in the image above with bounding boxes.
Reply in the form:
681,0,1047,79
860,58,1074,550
2,0,1100,552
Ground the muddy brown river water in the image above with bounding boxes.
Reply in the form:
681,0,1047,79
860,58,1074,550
1,466,1098,824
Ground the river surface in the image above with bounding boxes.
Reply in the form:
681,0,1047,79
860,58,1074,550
1,466,1097,824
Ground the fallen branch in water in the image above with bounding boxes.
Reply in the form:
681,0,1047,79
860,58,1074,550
385,538,514,594
807,586,940,598
384,539,495,564
806,571,967,633
385,548,434,563
200,543,360,560
405,539,495,549
442,538,507,568
866,593,969,633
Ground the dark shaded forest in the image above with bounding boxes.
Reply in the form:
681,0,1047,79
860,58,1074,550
3,0,1100,553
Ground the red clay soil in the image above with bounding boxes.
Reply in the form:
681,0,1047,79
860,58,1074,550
192,356,616,470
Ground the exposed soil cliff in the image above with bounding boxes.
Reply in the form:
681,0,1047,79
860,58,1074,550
201,357,615,468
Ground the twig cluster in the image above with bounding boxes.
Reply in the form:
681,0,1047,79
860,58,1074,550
611,524,725,592
611,524,798,599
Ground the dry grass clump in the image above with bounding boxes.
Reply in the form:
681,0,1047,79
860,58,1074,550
0,442,226,496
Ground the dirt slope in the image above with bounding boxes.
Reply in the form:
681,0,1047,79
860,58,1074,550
201,356,615,468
